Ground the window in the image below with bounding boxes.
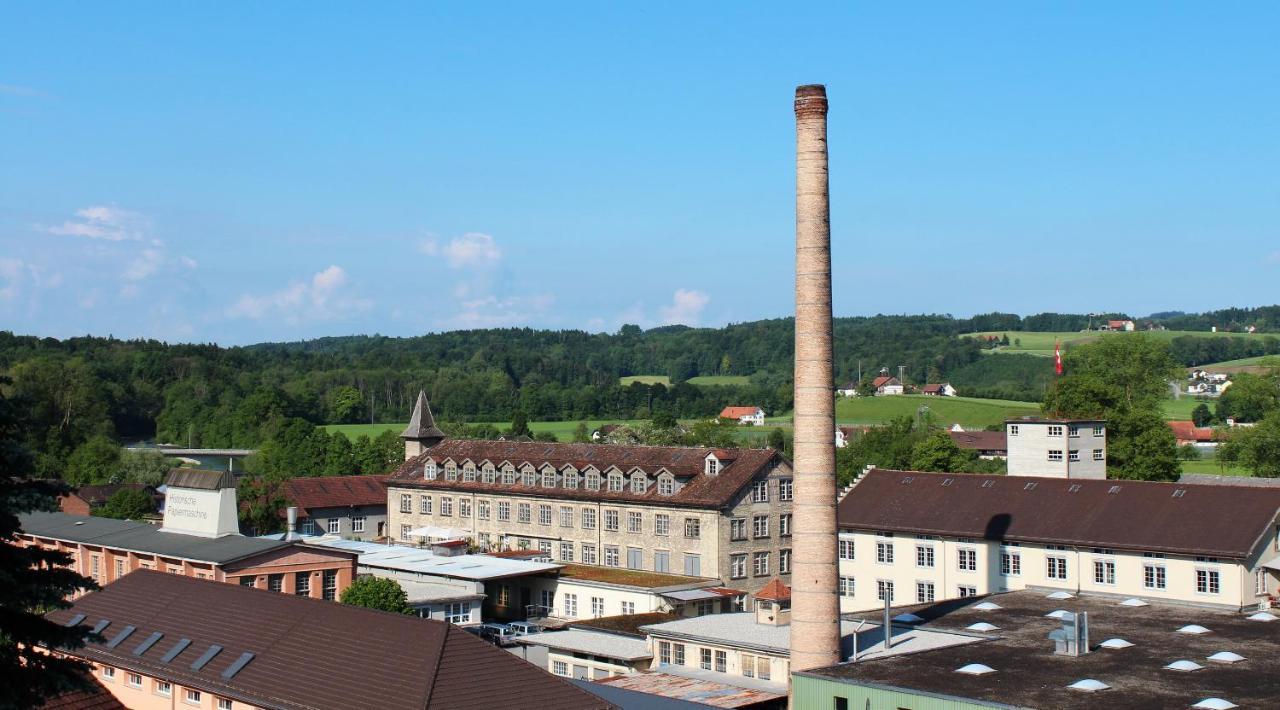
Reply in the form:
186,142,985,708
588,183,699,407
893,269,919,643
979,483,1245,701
463,465,476,482
560,506,574,527
497,501,511,522
497,585,510,606
839,576,856,597
459,498,471,518
753,551,770,577
839,539,856,560
753,515,770,539
957,548,977,572
185,689,202,704
352,515,366,533
552,660,568,676
631,473,647,493
477,500,490,520
876,541,894,564
582,543,597,565
655,550,670,573
756,656,771,681
295,572,311,596
916,545,934,568
659,641,672,665
155,681,172,697
700,648,713,670
582,508,596,530
1001,551,1021,576
604,509,619,531
1093,425,1105,436
1069,425,1081,438
1047,555,1068,580
958,585,977,598
538,504,552,526
1257,570,1268,595
90,555,100,581
425,462,437,479
608,472,624,492
268,574,283,592
627,547,643,570
779,513,792,537
563,593,578,617
585,470,601,490
673,643,686,665
127,673,142,688
605,546,620,567
684,553,701,576
753,480,770,503
538,540,552,555
218,699,233,710
300,520,316,536
742,653,756,677
445,462,457,481
101,666,115,680
731,554,747,579
1197,569,1221,594
560,542,574,562
522,467,537,486
400,524,412,541
780,548,791,574
917,581,935,603
1009,425,1019,436
591,596,605,617
1094,559,1116,585
1048,449,1064,462
1093,449,1105,461
706,457,719,475
779,478,793,501
517,503,531,524
563,469,578,489
400,494,412,513
502,465,516,485
628,511,643,533
684,518,701,539
655,513,670,536
542,468,556,488
440,496,453,517
1144,563,1167,590
1069,450,1080,462
658,475,674,496
876,580,893,602
114,558,125,580
319,517,337,535
1048,425,1064,437
482,465,495,484
731,518,748,541
322,570,337,600
715,650,727,673
621,601,635,615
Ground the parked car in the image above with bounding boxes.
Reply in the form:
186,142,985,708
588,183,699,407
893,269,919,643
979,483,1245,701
476,623,517,646
508,621,544,637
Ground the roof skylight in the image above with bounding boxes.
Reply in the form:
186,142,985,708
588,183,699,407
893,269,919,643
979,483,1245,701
1177,624,1211,634
1246,611,1276,622
1119,598,1148,607
1206,651,1245,664
1191,699,1238,710
1045,610,1073,619
954,663,996,675
966,622,999,632
972,601,1002,611
1066,679,1110,692
1099,638,1133,649
1046,591,1074,600
892,613,924,623
1164,660,1204,672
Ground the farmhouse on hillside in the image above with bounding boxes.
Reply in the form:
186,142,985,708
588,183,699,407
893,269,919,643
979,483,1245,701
1167,420,1221,448
837,381,859,397
1101,319,1136,331
919,383,957,397
871,376,903,396
718,406,766,426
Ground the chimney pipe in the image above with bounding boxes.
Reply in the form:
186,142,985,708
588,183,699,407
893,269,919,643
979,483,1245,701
789,84,841,672
285,506,299,541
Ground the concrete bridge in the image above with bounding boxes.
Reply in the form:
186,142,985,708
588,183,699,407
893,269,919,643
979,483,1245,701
123,446,256,472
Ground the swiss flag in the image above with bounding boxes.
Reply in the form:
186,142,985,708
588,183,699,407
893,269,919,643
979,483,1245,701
1054,341,1064,376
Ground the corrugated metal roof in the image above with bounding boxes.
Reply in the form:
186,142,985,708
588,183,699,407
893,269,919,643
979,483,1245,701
517,629,652,661
596,671,784,708
20,512,287,565
298,537,563,580
165,469,235,490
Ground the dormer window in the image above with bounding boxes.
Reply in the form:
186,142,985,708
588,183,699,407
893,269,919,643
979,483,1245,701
444,462,457,481
481,465,496,484
630,472,648,494
563,469,579,490
608,472,624,492
705,456,720,476
585,470,602,491
462,464,476,482
501,465,515,485
657,474,674,496
521,466,537,487
424,461,438,480
541,467,556,488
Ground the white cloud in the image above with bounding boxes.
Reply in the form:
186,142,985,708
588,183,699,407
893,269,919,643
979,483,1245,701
123,248,164,281
420,232,503,269
226,265,371,324
45,205,147,242
659,288,711,326
450,293,555,329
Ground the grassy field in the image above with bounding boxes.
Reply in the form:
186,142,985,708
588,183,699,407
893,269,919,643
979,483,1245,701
620,375,752,387
326,419,649,442
1161,397,1216,420
1179,458,1250,477
1198,355,1280,373
835,394,1039,429
966,330,1271,357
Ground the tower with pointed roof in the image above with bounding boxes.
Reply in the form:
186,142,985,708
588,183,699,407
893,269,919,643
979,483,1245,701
400,390,446,460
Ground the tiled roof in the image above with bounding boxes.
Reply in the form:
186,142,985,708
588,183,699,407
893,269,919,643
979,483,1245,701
872,376,898,388
920,384,947,394
47,571,613,710
400,390,446,441
282,475,387,516
838,468,1280,559
1167,420,1219,442
754,579,791,602
387,440,784,510
557,564,717,590
38,685,125,710
947,430,1007,451
68,483,160,507
718,406,761,419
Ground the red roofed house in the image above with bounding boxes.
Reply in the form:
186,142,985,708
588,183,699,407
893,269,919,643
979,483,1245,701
871,376,903,396
1168,421,1221,448
1103,319,1136,331
920,383,958,397
282,474,389,540
718,406,766,426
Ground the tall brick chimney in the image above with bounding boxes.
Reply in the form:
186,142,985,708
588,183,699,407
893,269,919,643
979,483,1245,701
789,84,841,672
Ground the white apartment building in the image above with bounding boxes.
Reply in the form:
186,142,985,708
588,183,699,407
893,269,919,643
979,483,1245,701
836,469,1280,613
1006,417,1107,479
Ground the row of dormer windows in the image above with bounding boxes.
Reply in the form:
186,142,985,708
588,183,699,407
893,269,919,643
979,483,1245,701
423,460,680,496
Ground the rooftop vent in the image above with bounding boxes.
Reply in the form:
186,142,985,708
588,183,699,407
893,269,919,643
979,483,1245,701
190,644,223,671
1066,679,1110,692
1099,638,1133,649
104,625,136,649
966,622,999,632
1206,651,1245,664
981,480,994,488
942,478,954,486
954,663,996,675
160,638,191,663
1045,610,1073,619
1119,598,1149,607
132,632,163,656
892,613,925,624
1046,591,1074,600
64,613,86,627
221,651,255,679
1024,482,1037,490
1165,660,1204,672
91,619,111,634
972,601,1002,611
1108,485,1121,494
1177,624,1211,635
1246,611,1276,622
1191,699,1239,710
901,477,914,484
1172,489,1186,498
1068,484,1082,493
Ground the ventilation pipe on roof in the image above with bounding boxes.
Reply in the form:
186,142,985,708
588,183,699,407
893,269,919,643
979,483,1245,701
284,506,301,541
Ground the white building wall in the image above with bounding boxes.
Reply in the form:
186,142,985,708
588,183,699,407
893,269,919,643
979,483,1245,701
1006,421,1106,479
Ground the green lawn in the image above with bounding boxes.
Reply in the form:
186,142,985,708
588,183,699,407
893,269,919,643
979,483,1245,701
835,394,1039,429
620,375,670,386
1179,458,1251,477
966,330,1271,357
1161,397,1216,421
326,419,648,442
1197,355,1280,372
620,374,752,387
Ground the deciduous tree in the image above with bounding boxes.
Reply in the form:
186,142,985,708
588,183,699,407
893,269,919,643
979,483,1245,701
339,576,413,614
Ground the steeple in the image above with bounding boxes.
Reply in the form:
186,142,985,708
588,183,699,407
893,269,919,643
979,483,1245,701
400,390,446,460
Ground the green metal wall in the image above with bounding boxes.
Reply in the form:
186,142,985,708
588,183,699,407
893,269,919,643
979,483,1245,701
790,675,1017,710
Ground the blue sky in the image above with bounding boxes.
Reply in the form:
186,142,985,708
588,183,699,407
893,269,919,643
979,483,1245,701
2,3,1277,344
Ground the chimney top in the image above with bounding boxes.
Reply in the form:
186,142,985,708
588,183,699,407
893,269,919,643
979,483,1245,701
795,84,828,116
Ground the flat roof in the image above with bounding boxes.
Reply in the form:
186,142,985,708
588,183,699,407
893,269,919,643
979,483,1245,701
20,512,287,565
803,590,1280,710
393,578,486,605
296,537,562,581
595,671,784,709
641,613,865,657
517,629,652,661
557,564,719,591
